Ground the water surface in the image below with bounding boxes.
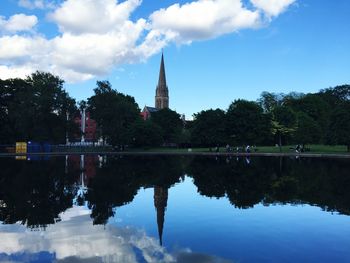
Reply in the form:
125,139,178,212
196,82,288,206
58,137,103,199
0,155,349,262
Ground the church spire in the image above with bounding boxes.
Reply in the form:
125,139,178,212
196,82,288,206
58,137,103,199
155,51,169,109
158,52,167,88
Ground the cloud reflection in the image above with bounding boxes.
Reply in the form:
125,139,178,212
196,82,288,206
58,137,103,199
0,206,232,263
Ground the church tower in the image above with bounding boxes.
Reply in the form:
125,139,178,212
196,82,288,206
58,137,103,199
155,52,169,109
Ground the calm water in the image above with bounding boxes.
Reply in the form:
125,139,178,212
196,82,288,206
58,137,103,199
0,155,350,263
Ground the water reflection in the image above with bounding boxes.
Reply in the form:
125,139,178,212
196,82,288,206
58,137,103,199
1,155,350,227
0,205,231,263
188,156,350,214
0,155,350,262
0,157,78,228
154,186,168,246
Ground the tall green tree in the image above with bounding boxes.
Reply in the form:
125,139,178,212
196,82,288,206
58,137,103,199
318,85,350,108
294,112,322,147
87,81,140,145
191,109,226,146
151,108,183,143
287,94,330,142
129,119,163,148
327,102,350,151
0,72,77,143
226,100,271,145
258,92,282,113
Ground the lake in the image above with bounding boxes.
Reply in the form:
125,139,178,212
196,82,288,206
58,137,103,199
0,155,349,263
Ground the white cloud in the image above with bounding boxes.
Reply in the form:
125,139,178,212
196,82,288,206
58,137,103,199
50,19,147,79
0,65,34,79
0,0,150,82
0,0,296,82
18,0,58,9
0,14,38,33
49,0,142,34
150,0,260,43
0,35,49,60
251,0,296,17
0,35,51,80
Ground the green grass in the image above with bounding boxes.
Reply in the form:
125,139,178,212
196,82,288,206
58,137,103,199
129,145,349,154
128,147,208,153
257,145,348,153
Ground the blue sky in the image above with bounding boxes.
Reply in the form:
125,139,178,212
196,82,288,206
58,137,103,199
0,0,349,118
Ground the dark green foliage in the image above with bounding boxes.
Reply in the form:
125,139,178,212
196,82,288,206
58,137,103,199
129,119,163,148
85,156,184,224
187,156,350,214
258,91,282,113
258,91,304,113
256,86,349,147
226,100,271,145
0,72,77,144
272,106,297,128
0,71,349,149
294,112,322,145
287,94,330,141
319,85,350,108
87,81,140,146
151,108,183,143
327,102,350,151
0,157,79,228
191,109,226,146
1,155,350,228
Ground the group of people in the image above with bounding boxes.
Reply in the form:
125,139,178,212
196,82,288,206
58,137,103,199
209,145,257,153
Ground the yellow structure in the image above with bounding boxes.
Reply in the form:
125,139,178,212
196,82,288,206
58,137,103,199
16,142,27,154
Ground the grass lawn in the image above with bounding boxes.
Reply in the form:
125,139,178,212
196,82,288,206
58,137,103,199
130,145,349,154
257,145,348,153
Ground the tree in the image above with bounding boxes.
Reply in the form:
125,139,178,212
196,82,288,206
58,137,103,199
327,102,350,151
0,72,77,144
28,72,77,143
190,109,227,147
87,81,140,145
271,105,297,151
226,100,271,145
151,108,183,143
319,85,350,108
258,92,282,113
287,94,330,142
294,112,322,147
258,91,305,113
129,120,163,148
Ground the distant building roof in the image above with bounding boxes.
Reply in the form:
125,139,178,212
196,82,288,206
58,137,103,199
141,106,159,120
145,106,159,113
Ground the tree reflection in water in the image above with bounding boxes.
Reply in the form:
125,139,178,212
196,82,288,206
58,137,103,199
0,155,349,232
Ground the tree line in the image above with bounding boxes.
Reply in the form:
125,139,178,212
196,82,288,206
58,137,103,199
191,87,350,151
0,71,349,150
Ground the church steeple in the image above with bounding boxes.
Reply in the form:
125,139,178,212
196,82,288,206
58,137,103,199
155,52,169,109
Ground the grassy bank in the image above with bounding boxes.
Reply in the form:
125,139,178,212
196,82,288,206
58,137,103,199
130,145,349,154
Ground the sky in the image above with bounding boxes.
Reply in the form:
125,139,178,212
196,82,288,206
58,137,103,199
0,0,349,119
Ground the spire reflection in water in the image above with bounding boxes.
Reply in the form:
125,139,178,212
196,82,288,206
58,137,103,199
0,155,350,263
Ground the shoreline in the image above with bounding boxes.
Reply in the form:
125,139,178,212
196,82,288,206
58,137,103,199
1,151,350,159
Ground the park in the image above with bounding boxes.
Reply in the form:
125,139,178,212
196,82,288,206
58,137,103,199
0,0,350,262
